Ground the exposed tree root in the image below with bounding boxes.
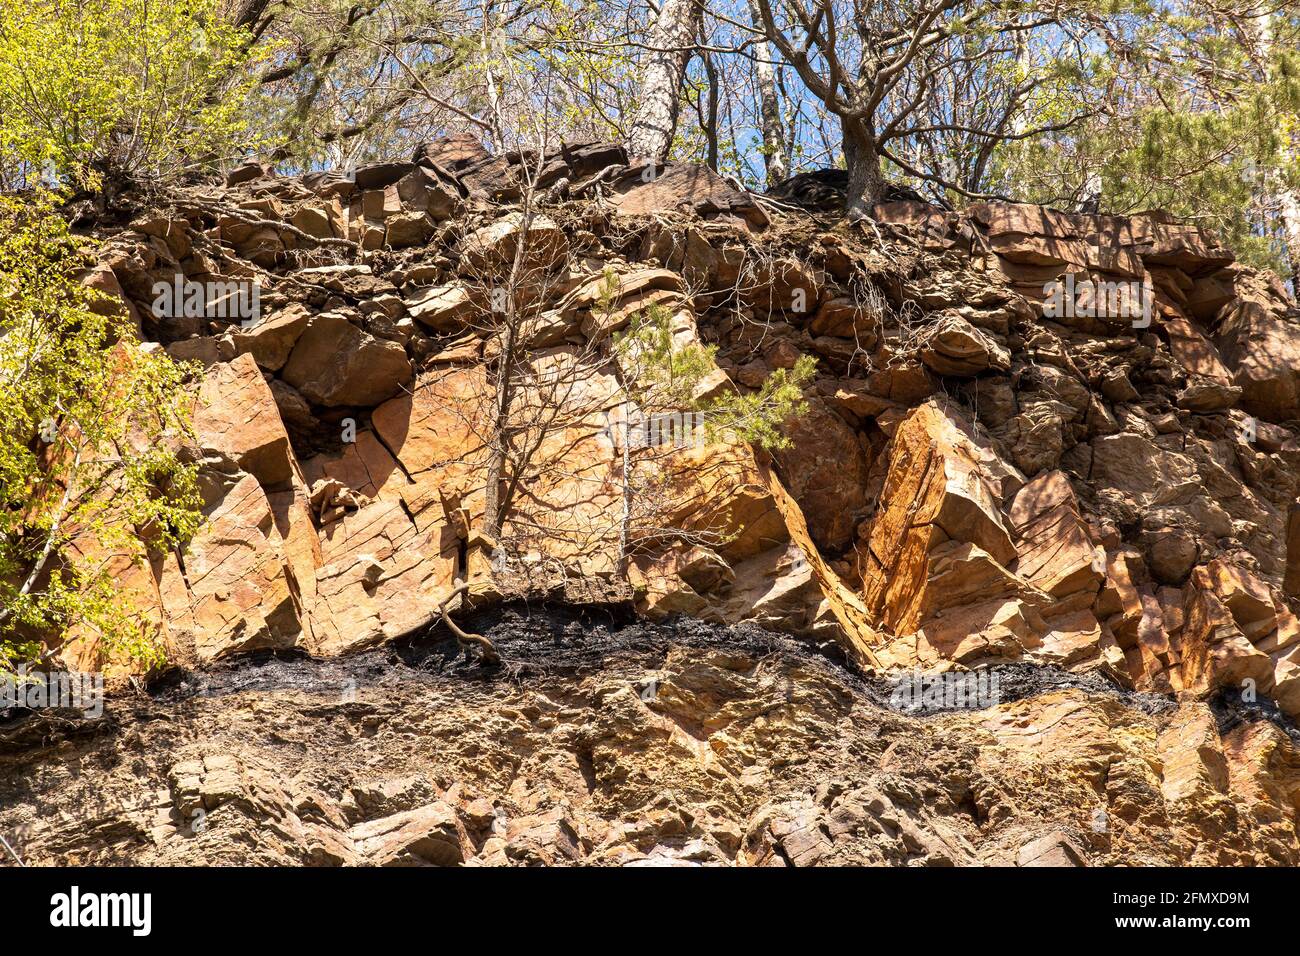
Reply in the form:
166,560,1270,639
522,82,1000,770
212,204,359,250
438,580,501,666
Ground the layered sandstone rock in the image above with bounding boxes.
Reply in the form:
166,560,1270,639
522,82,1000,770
45,138,1300,734
6,615,1300,867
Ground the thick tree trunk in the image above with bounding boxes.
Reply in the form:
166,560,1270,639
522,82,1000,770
232,0,275,29
627,0,704,163
702,49,720,170
746,0,787,188
842,119,884,220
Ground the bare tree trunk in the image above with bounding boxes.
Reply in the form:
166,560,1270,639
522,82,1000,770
483,453,504,537
1254,10,1300,297
842,119,884,220
702,48,720,171
627,0,704,163
482,231,524,538
1278,189,1300,297
746,0,787,188
232,0,275,29
619,425,633,576
1011,27,1031,139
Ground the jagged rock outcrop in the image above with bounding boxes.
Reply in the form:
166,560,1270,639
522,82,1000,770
36,138,1300,838
4,613,1300,867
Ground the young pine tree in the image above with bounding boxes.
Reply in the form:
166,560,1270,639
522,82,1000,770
610,293,815,564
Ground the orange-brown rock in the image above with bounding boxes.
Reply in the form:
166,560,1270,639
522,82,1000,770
771,397,869,552
194,353,297,486
281,311,413,407
860,401,1018,634
1180,567,1276,697
968,202,1091,266
1287,504,1300,597
166,473,309,661
1009,471,1104,600
1216,297,1300,422
918,311,1011,377
230,303,313,372
460,212,569,275
609,163,769,231
27,145,1300,870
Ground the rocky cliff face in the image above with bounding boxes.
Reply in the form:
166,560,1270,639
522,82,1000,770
11,138,1300,864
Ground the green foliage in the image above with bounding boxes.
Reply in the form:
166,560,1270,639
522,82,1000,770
988,3,1300,275
612,293,814,449
0,0,266,188
704,358,816,450
256,0,632,172
524,0,633,144
0,193,202,674
613,301,721,411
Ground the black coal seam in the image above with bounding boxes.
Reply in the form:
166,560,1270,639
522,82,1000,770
4,602,1296,743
